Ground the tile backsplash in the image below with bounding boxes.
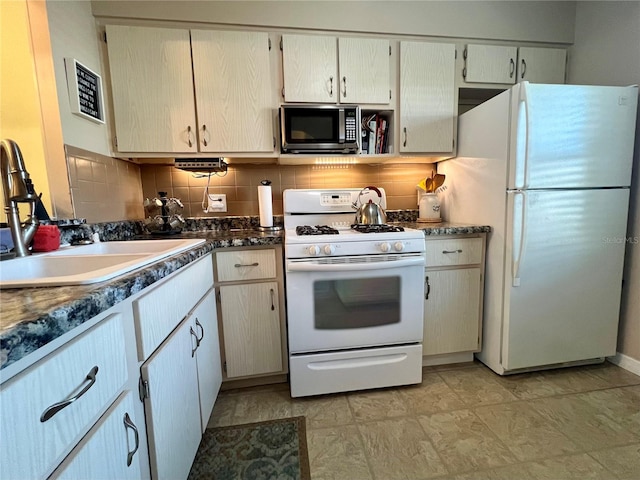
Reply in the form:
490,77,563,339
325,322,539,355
66,146,144,222
140,163,436,217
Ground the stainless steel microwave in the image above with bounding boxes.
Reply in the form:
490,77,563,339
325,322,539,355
280,105,360,154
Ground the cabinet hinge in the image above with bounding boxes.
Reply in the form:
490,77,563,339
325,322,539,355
216,290,221,303
223,361,227,372
138,376,150,401
389,45,392,56
103,31,107,43
279,37,283,51
268,38,271,51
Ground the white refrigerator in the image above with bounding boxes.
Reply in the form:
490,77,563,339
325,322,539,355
439,82,638,375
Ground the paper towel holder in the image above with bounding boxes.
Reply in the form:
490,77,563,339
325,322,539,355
257,179,282,233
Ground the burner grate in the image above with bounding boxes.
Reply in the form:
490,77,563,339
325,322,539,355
296,225,339,236
351,224,405,233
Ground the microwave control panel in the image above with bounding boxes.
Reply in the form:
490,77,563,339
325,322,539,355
346,110,357,142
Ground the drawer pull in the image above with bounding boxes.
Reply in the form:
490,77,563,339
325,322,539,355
270,288,275,311
442,249,462,254
40,366,99,422
195,318,204,344
234,262,259,268
425,276,431,300
123,412,140,467
190,326,199,357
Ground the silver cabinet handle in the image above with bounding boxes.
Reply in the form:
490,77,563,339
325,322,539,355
195,318,204,344
442,249,462,254
40,366,99,422
425,276,431,300
342,76,347,97
123,412,140,467
509,58,515,78
234,262,259,268
190,326,199,357
520,59,527,79
202,124,208,147
403,127,407,147
270,288,275,311
329,76,333,97
187,125,193,147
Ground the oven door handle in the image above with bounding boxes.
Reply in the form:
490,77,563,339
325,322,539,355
287,256,425,272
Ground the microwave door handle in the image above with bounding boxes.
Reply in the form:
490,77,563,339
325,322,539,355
338,108,345,143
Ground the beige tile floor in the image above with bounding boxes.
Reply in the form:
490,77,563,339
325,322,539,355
208,361,640,480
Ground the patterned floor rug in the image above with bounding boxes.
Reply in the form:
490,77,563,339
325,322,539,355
188,416,311,480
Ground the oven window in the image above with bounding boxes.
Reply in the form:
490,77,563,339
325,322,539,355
286,110,337,143
313,277,400,329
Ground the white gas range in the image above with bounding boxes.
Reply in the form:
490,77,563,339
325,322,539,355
283,188,426,397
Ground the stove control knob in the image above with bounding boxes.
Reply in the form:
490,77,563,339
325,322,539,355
308,245,321,256
380,242,391,253
394,242,405,252
323,244,335,255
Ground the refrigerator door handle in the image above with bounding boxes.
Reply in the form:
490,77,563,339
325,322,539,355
512,190,527,287
518,82,530,190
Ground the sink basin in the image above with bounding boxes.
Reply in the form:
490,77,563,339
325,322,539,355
0,239,205,288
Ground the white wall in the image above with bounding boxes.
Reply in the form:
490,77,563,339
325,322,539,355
47,0,112,158
91,0,576,44
569,1,640,363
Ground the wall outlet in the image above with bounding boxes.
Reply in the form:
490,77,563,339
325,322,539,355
206,194,227,213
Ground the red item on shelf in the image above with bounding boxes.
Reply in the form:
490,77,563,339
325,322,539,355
32,225,61,252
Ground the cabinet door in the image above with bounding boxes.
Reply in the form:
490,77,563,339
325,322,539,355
338,38,390,104
192,289,222,432
219,282,283,378
105,25,197,153
191,30,274,153
464,44,518,84
423,268,482,355
53,391,143,480
141,317,201,480
400,41,456,153
282,34,337,103
518,47,566,84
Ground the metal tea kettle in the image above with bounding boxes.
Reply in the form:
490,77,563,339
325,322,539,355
353,186,387,225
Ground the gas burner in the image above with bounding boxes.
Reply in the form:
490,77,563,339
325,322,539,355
296,225,339,236
351,224,405,233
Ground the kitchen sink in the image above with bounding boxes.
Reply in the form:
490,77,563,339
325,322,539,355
0,239,205,288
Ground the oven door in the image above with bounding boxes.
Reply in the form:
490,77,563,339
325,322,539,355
286,253,425,353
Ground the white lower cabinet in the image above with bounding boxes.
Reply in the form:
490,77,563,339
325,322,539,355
423,235,486,359
52,391,143,480
141,314,202,480
215,247,287,381
0,312,129,480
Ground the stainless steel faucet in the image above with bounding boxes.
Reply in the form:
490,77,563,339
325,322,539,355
1,139,40,257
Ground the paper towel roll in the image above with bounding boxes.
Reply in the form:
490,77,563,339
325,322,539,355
258,185,273,227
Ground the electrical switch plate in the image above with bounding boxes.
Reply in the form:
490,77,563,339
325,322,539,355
206,194,227,212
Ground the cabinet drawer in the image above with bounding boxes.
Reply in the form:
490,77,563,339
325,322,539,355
425,238,483,267
0,313,127,480
216,249,276,282
134,254,213,360
52,391,142,480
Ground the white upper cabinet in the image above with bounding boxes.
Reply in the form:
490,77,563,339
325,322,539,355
400,41,456,153
517,47,566,83
338,38,390,104
463,44,518,84
191,30,273,152
282,34,390,104
106,25,275,154
282,34,337,103
463,44,566,85
106,25,197,153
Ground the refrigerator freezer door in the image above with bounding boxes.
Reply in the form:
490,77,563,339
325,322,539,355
502,188,629,371
509,83,638,189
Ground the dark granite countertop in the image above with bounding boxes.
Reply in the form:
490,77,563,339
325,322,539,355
0,222,490,372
